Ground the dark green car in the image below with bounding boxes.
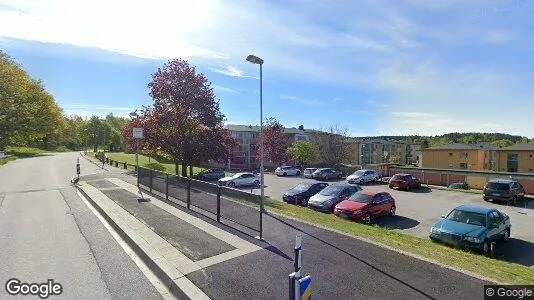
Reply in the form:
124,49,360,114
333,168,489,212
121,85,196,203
429,205,511,255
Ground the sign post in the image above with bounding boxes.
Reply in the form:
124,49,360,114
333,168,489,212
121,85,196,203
133,128,143,187
76,157,80,180
288,234,311,300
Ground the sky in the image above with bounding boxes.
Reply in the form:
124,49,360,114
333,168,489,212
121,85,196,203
1,0,533,137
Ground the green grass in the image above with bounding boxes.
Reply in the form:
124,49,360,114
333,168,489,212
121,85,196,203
5,146,48,157
0,156,16,166
99,152,205,175
227,196,534,284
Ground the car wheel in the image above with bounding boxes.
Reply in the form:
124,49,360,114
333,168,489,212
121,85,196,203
363,213,372,224
504,228,510,242
324,175,329,181
406,185,410,191
283,172,287,176
389,206,396,216
228,182,235,188
374,177,378,182
296,171,301,176
301,198,308,206
389,185,393,189
483,196,489,202
482,240,490,256
254,180,260,187
360,179,364,185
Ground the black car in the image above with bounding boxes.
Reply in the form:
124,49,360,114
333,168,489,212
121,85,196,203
312,168,343,181
193,168,225,181
283,182,329,206
483,179,525,206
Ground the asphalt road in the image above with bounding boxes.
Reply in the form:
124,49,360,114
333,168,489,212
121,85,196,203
0,152,162,299
241,173,534,267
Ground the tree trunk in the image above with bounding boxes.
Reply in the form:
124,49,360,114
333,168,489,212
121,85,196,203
181,164,188,177
174,162,179,175
93,144,97,152
189,165,193,177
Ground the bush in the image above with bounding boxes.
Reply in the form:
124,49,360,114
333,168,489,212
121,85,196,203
53,146,71,152
144,162,165,171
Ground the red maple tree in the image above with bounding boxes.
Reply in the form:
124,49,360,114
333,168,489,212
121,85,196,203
258,117,291,167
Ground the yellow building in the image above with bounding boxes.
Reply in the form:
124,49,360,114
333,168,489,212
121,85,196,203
421,143,499,170
496,143,534,173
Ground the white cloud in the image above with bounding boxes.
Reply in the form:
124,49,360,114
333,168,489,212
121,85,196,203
367,100,389,108
280,95,323,106
333,97,341,101
209,65,257,78
212,85,239,93
67,104,134,111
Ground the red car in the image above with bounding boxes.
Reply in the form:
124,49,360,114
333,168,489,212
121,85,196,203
389,173,421,191
334,190,396,224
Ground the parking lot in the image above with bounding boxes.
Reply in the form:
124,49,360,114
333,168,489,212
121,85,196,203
237,173,534,267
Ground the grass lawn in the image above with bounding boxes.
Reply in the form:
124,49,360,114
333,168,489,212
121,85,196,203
1,146,53,168
247,197,534,284
98,152,205,175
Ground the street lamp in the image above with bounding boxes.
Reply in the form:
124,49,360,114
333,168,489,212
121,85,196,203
246,54,265,241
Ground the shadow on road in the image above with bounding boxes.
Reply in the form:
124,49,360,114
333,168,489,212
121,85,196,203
409,187,433,194
485,197,534,211
266,212,436,299
375,216,420,230
265,245,293,261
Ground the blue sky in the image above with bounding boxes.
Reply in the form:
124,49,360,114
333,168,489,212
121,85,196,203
1,0,533,137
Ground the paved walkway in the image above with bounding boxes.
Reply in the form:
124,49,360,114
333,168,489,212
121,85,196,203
78,172,490,299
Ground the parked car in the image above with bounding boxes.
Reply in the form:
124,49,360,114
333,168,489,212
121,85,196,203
334,190,396,224
448,182,469,190
218,172,260,188
275,166,301,176
483,179,525,206
193,168,225,181
429,205,511,255
283,182,329,206
389,174,421,191
303,168,317,179
312,168,343,181
346,169,380,185
307,183,362,212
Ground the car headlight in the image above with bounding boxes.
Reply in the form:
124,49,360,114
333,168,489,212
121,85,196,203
352,210,362,215
430,227,440,234
463,236,481,243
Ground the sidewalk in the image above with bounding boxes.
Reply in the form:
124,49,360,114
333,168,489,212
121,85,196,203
77,172,490,299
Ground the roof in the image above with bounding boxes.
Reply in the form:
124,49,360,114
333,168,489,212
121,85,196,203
426,143,499,150
456,205,493,214
225,124,308,135
500,143,534,151
358,189,380,196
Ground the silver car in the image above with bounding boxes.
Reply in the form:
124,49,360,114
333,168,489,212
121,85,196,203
307,183,362,212
347,169,380,185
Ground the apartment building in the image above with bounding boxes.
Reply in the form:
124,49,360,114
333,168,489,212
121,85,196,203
496,143,534,173
224,124,310,170
421,143,499,170
357,139,414,166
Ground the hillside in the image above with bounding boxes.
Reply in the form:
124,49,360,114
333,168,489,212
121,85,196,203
357,133,531,148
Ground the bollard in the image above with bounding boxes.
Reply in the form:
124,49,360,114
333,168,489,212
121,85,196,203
187,179,191,209
216,186,221,222
124,162,127,169
149,169,153,193
165,173,169,200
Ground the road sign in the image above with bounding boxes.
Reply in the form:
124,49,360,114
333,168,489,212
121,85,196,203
298,276,312,300
133,127,143,139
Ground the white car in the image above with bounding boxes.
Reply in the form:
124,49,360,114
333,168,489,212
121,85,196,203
275,166,301,176
346,169,380,185
218,172,260,188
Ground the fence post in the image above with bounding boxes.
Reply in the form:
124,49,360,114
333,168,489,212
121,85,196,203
165,173,169,200
149,169,153,193
216,186,221,222
124,162,127,169
187,178,191,209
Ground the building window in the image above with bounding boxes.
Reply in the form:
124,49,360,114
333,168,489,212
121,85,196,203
459,152,468,159
530,169,533,172
449,152,453,157
530,154,533,158
459,163,468,169
508,153,519,161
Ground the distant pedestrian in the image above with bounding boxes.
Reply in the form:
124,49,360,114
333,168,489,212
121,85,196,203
102,151,107,169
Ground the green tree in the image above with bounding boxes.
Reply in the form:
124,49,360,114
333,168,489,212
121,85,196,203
286,141,319,166
81,116,112,152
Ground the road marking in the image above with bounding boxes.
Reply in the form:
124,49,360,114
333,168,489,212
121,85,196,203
76,189,175,299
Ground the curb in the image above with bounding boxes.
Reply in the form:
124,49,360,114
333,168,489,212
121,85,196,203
76,184,192,300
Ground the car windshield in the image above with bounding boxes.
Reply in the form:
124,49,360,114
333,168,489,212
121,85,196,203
233,173,246,178
304,168,316,173
348,193,373,203
319,185,343,196
446,209,487,227
352,170,365,176
292,183,312,191
486,182,510,190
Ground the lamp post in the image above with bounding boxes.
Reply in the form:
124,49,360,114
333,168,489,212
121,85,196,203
246,54,265,241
